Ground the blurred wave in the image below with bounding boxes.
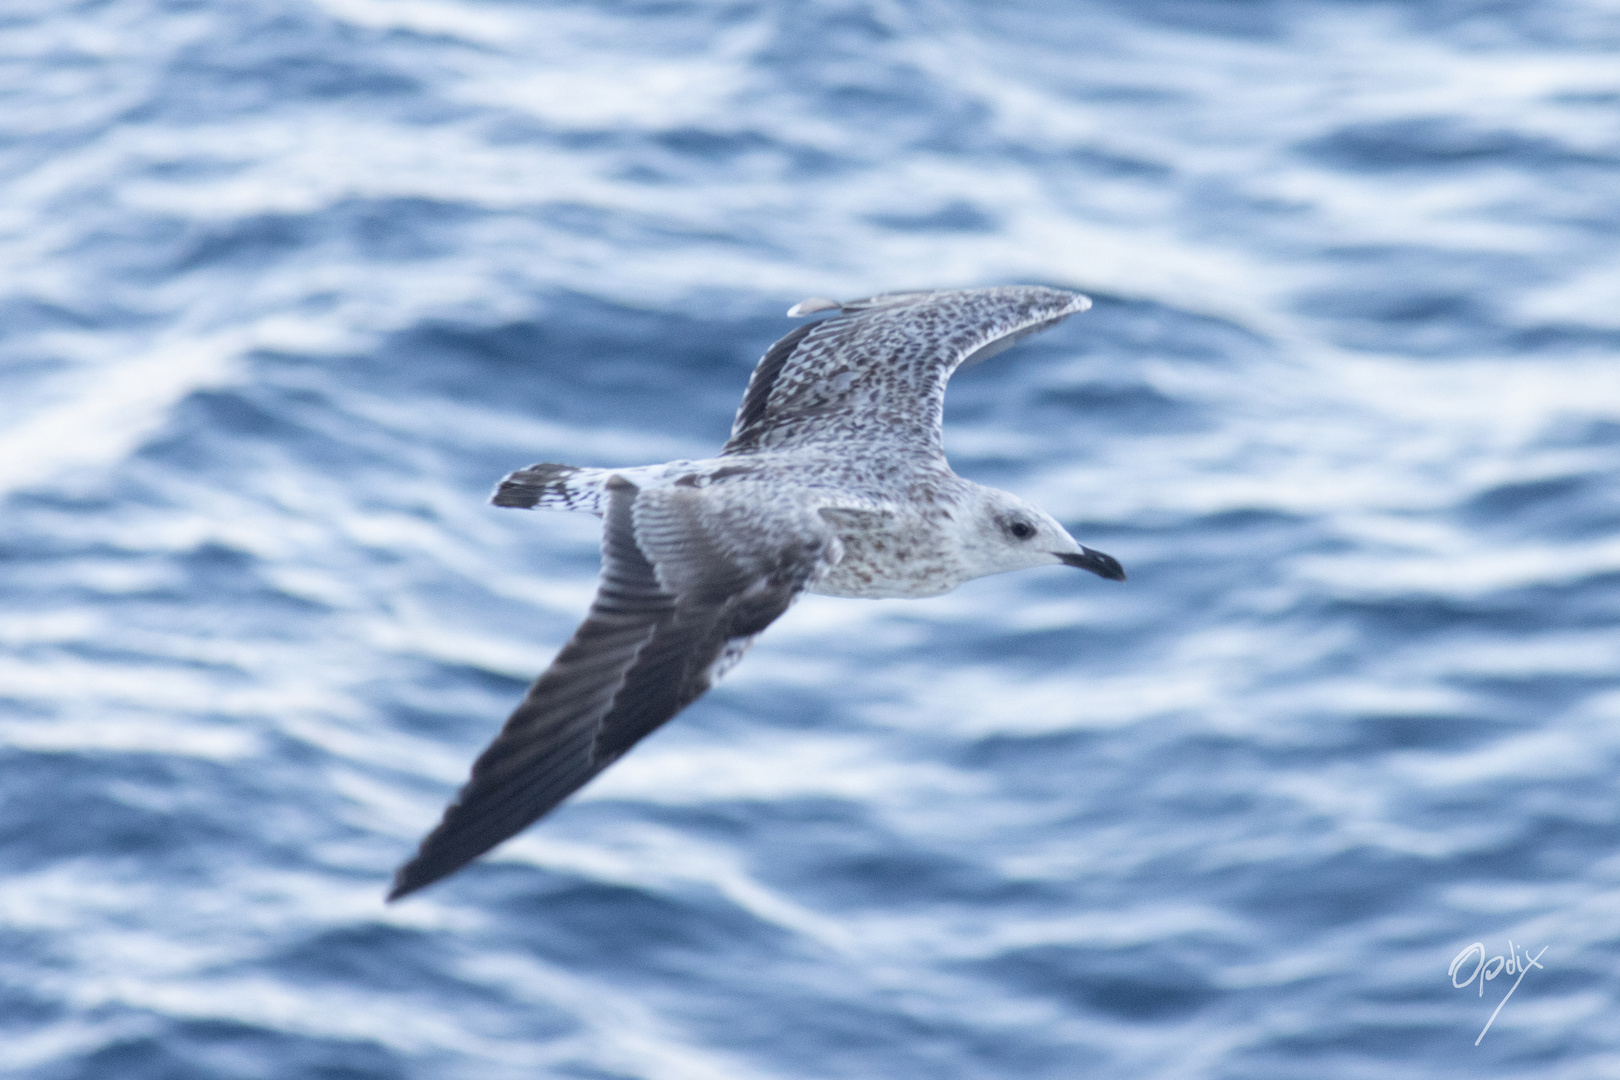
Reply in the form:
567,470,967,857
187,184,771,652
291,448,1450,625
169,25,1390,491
3,0,1619,1077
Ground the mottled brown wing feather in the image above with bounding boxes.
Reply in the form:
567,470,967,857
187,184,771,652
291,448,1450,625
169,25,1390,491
389,479,804,900
723,286,1090,457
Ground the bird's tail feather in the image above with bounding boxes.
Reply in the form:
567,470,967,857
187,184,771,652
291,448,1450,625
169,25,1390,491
491,463,608,515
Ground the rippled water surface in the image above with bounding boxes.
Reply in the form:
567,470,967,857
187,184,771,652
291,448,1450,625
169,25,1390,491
4,1,1620,1077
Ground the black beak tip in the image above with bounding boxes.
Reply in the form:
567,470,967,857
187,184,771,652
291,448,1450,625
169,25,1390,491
1058,547,1127,582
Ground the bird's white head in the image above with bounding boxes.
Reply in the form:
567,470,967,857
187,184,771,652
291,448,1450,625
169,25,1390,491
957,486,1126,585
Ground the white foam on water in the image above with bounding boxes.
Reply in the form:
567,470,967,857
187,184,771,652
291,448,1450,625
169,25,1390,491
495,825,858,955
848,902,1250,961
312,0,522,42
583,729,981,807
1296,535,1620,598
0,715,260,761
0,338,237,499
1516,259,1620,328
1397,726,1615,789
452,950,778,1080
0,1016,161,1076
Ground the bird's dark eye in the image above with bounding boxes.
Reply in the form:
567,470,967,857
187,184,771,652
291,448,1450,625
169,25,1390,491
1007,520,1036,540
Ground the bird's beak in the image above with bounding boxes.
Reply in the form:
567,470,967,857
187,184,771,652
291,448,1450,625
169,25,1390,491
1057,547,1127,581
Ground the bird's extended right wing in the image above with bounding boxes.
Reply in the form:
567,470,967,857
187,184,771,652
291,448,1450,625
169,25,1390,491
722,285,1090,458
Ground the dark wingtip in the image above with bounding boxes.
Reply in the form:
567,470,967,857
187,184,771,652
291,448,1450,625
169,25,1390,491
490,481,541,509
386,863,425,903
387,851,461,902
490,463,583,509
1058,547,1127,582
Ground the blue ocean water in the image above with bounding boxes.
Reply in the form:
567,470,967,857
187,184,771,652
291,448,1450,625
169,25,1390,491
3,0,1619,1076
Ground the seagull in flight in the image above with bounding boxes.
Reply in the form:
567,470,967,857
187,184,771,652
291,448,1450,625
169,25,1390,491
390,285,1124,900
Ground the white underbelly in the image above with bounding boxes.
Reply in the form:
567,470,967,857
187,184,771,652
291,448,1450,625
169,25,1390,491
809,536,963,599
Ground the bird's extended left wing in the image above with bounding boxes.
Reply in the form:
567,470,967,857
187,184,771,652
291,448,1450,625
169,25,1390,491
390,478,824,900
